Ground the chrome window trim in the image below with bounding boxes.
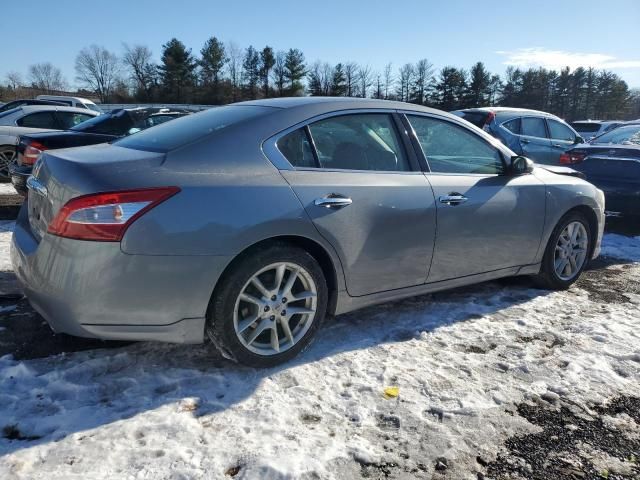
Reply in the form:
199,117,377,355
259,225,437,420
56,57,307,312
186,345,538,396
586,155,640,164
262,108,422,174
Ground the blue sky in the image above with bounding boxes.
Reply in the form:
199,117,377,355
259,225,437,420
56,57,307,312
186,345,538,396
2,0,640,87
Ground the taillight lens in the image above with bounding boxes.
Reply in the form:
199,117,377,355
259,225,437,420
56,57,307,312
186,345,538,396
48,187,180,241
559,151,586,165
20,141,48,166
483,111,496,132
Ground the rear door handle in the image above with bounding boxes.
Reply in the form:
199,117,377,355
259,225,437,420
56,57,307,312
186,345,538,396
439,194,468,206
520,138,530,144
314,195,353,208
552,143,565,148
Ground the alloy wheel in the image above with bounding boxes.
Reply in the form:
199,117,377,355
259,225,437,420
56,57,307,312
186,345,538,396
233,262,318,356
0,148,16,178
554,221,588,281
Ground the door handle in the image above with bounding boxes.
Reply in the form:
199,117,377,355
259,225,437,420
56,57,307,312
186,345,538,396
552,143,565,148
439,194,468,206
314,195,353,208
520,138,530,144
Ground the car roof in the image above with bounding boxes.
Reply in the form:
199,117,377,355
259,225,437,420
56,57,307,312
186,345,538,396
18,105,100,115
571,120,623,124
237,96,458,119
37,95,96,103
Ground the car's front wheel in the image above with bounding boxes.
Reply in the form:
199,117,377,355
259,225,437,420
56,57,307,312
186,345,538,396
207,243,328,367
0,146,16,180
534,211,592,290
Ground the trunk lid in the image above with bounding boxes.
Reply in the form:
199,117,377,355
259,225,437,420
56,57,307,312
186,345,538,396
27,143,166,241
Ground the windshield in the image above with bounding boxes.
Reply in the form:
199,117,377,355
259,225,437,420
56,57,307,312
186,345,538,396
591,125,640,146
86,103,103,113
70,109,132,135
571,122,600,133
114,105,274,152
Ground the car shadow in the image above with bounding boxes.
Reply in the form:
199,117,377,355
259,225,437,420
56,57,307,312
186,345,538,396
0,271,557,456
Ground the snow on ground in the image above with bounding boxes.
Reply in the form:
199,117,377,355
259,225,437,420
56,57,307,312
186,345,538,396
0,232,638,479
0,184,17,197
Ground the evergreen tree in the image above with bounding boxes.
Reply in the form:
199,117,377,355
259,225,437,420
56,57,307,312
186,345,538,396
465,62,491,107
260,46,275,97
242,45,261,99
158,38,196,102
284,48,306,95
199,37,227,85
434,67,467,110
330,63,347,96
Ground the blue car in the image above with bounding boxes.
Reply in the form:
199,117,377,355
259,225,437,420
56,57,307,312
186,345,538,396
452,107,584,165
562,122,640,216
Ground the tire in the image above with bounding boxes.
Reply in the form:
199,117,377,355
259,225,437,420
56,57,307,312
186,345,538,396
533,211,592,290
0,146,16,181
206,243,328,368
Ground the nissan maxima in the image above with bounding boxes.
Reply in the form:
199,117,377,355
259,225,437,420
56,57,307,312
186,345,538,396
11,98,605,367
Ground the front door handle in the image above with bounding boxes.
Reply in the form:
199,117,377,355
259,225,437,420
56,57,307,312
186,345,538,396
439,193,468,206
520,138,530,144
314,195,353,208
552,143,565,148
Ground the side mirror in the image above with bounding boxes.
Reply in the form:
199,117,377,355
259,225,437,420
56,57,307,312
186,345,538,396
510,155,534,175
574,135,584,144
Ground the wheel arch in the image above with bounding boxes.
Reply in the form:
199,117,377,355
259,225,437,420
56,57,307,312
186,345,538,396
211,235,342,316
564,204,599,259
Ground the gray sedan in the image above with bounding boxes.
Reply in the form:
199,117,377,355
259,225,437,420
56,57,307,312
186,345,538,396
11,98,605,367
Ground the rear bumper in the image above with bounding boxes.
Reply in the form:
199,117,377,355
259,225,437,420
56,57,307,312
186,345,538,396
9,162,29,196
11,205,233,344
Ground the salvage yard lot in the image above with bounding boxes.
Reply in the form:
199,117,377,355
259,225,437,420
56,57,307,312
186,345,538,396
0,221,639,479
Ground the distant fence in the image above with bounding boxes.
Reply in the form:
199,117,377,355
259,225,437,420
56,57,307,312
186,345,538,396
98,103,215,113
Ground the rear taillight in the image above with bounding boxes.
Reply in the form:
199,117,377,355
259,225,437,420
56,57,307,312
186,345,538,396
483,111,496,132
20,141,48,166
47,187,180,241
559,151,586,165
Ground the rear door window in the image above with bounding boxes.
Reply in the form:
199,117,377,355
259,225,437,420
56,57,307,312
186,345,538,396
521,117,548,138
16,111,58,128
547,119,576,142
502,118,521,134
307,114,410,172
277,128,317,168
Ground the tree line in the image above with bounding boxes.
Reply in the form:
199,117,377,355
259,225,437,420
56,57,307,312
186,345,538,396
2,37,639,120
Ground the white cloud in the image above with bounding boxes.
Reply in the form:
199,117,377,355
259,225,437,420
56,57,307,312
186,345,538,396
497,48,640,71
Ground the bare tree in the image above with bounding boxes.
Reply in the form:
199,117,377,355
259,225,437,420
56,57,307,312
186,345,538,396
358,64,374,98
412,59,434,104
122,44,156,100
75,45,121,102
28,63,67,93
5,71,23,90
383,63,394,99
226,41,243,101
344,62,359,97
397,63,414,102
272,50,287,96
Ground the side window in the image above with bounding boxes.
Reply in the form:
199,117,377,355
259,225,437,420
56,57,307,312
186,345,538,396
56,112,94,129
16,112,58,128
502,118,520,134
307,114,410,171
277,128,316,168
547,120,576,142
521,117,548,138
408,115,504,175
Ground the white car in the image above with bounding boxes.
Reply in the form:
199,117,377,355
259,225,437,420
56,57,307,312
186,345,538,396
570,120,624,141
0,105,97,178
36,95,102,113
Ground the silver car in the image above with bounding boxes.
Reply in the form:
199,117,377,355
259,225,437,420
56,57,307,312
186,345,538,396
0,105,97,178
11,98,605,367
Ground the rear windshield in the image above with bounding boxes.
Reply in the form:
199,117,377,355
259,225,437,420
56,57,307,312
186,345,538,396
571,122,601,133
453,111,489,128
114,105,274,152
591,125,640,145
71,109,132,135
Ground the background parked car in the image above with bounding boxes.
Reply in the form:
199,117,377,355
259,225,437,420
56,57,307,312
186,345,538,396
452,107,584,165
36,95,102,113
0,105,98,179
570,120,624,141
562,122,640,216
0,98,66,113
10,107,188,194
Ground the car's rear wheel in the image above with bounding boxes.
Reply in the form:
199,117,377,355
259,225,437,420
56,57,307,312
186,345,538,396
0,146,16,180
534,211,591,290
207,243,327,367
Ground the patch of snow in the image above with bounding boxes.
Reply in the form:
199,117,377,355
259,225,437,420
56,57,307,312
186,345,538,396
0,234,638,478
0,222,14,272
601,233,640,262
